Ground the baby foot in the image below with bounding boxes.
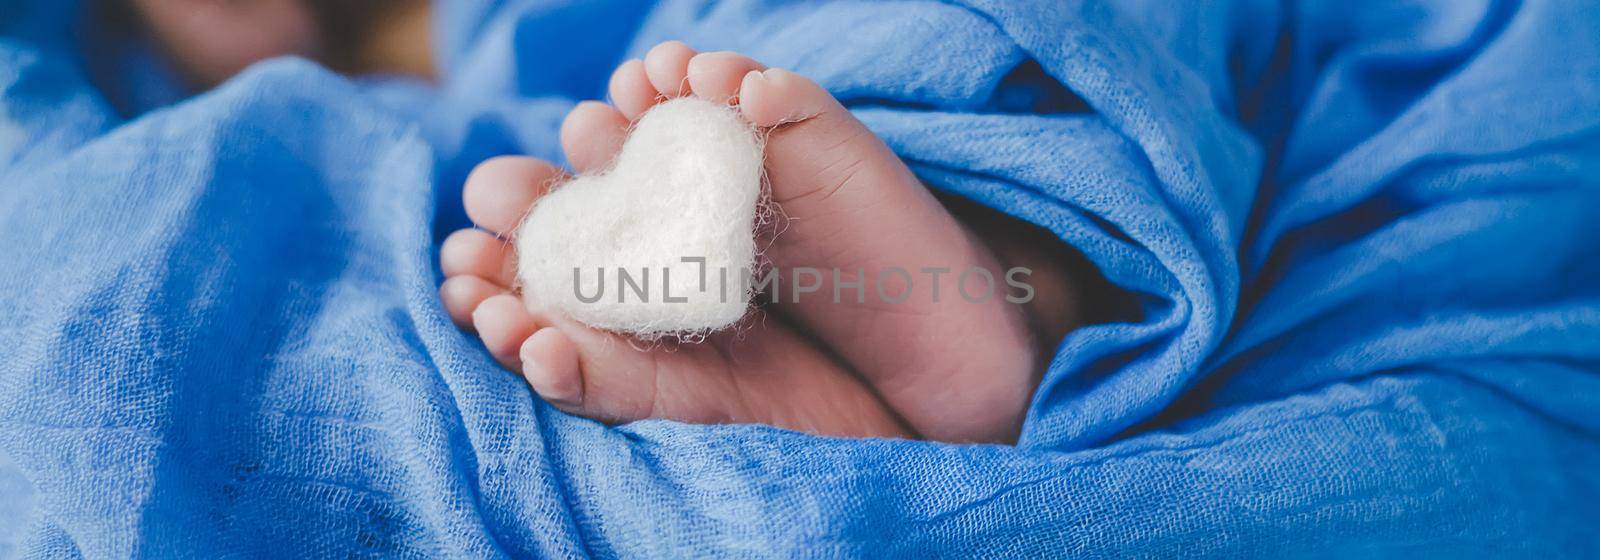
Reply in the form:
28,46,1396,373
675,45,1041,442
441,157,909,438
442,41,1045,442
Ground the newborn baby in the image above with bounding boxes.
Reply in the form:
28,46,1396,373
120,0,433,86
123,0,1086,443
440,43,1086,443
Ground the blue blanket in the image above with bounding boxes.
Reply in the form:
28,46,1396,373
2,0,1598,557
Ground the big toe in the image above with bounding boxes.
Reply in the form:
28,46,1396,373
735,67,913,211
737,68,843,128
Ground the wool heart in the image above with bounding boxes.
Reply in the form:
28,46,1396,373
515,97,765,337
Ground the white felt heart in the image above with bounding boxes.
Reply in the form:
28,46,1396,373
516,98,764,337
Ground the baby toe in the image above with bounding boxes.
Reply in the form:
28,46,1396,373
560,101,630,173
440,228,516,286
439,275,504,330
463,156,565,236
608,59,655,120
519,327,584,409
643,40,697,99
686,51,767,104
471,294,540,369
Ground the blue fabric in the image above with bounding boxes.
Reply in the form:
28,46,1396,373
2,0,1597,556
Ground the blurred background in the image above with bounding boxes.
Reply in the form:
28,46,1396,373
90,0,436,107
